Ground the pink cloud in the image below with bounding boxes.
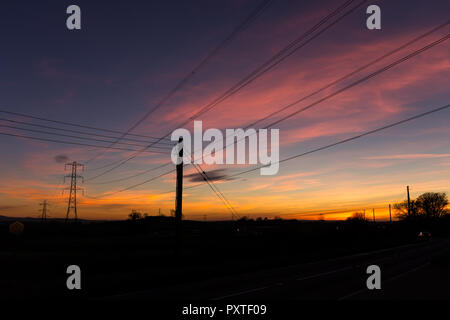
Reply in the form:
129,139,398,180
363,153,450,160
135,25,449,154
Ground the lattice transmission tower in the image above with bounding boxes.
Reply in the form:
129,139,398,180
39,200,49,222
63,161,84,222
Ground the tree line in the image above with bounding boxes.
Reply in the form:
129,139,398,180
394,192,448,220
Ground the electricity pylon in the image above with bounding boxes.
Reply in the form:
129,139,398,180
63,161,84,222
39,200,49,222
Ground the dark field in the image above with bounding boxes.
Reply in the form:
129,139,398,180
1,216,450,299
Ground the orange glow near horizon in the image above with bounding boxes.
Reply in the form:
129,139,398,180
0,3,449,221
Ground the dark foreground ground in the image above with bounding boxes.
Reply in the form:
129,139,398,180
1,216,450,300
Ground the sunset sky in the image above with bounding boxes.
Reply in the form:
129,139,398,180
1,0,449,221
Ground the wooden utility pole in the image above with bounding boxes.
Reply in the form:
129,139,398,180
175,137,183,255
407,185,411,216
372,208,375,222
389,204,392,223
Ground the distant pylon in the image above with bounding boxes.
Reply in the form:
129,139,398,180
389,204,392,223
63,161,84,222
39,200,49,222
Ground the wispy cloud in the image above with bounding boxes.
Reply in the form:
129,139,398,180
363,153,450,160
185,168,235,183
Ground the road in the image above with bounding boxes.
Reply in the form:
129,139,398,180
105,239,450,300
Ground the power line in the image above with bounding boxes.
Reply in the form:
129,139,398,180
87,102,450,198
13,24,447,164
228,103,450,178
89,162,173,185
189,0,367,120
86,166,182,199
169,103,450,196
0,116,175,145
265,34,450,128
86,157,139,172
0,131,171,154
84,179,202,201
90,29,449,187
85,0,273,163
0,123,173,150
85,0,365,181
155,101,450,197
244,19,450,129
0,110,171,141
184,26,450,171
199,165,239,219
188,32,450,170
192,163,239,219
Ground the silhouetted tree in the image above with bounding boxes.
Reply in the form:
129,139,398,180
128,210,142,221
347,212,366,221
394,199,421,220
394,192,448,220
416,192,448,218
